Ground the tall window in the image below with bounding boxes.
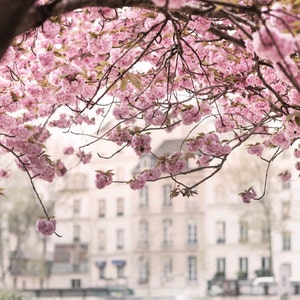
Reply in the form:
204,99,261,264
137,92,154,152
117,265,125,278
282,180,290,190
162,257,173,282
73,199,80,214
98,230,105,250
239,221,248,243
261,221,270,243
163,184,172,208
216,257,226,277
239,257,248,279
73,225,80,242
138,220,148,247
99,265,105,279
117,229,125,250
71,279,81,288
162,219,172,246
282,201,291,219
216,221,226,243
117,197,124,216
138,257,149,284
187,256,197,283
282,232,291,251
139,186,149,208
99,199,105,218
187,220,197,245
140,155,152,169
261,257,271,275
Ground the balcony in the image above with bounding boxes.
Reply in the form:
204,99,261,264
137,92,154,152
255,269,272,277
214,271,225,280
237,271,248,280
52,263,88,274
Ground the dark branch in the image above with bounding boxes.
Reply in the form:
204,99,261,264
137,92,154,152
0,0,261,59
0,0,35,58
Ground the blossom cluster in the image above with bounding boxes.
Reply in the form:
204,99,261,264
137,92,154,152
239,187,257,204
0,0,298,233
36,218,56,236
95,170,113,189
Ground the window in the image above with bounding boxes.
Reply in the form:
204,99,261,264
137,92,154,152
73,250,80,272
73,225,80,242
117,229,125,250
140,155,152,169
187,220,197,245
112,260,126,278
99,265,105,279
282,201,291,219
138,257,149,284
162,257,173,282
261,257,271,275
117,265,125,278
138,220,148,247
163,184,172,208
238,257,248,279
162,219,172,246
216,257,226,278
216,221,226,243
54,247,70,263
261,221,270,243
73,199,80,214
239,221,248,243
99,199,105,217
71,279,81,288
139,186,148,208
282,180,290,190
282,232,291,251
117,198,124,216
187,256,197,283
96,261,106,279
98,230,105,250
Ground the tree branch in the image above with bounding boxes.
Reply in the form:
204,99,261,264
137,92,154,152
0,0,35,58
0,0,261,59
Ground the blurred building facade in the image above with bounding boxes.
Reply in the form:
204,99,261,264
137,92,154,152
1,130,300,299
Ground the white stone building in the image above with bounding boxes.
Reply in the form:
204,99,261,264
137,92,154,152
1,130,300,299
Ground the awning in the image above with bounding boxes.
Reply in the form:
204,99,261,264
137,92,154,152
290,277,300,283
253,277,275,286
112,260,126,266
95,261,106,268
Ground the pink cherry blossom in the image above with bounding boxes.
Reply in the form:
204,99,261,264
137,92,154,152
252,25,295,62
152,0,187,8
54,160,67,177
239,187,257,204
129,174,147,190
63,146,75,155
0,0,298,220
131,134,152,156
247,143,264,157
160,152,186,175
95,170,113,189
143,167,162,181
76,151,92,164
279,170,292,182
36,218,56,236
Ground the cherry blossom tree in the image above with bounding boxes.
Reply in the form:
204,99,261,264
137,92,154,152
0,0,299,235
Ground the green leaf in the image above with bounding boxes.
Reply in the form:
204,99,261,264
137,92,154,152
120,78,127,91
127,73,142,90
295,116,300,127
